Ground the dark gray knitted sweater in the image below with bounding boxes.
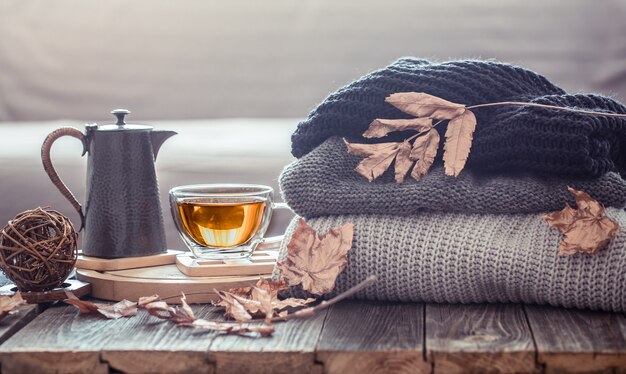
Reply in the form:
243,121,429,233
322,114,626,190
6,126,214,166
291,58,626,178
280,137,626,218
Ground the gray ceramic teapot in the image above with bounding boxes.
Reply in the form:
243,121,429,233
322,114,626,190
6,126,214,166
41,109,177,258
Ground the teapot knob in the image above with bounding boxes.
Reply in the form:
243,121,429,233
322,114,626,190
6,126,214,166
111,109,131,126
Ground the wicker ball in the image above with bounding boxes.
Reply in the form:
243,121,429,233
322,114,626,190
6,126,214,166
0,207,78,292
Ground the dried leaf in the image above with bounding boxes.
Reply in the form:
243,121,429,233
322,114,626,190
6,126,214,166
227,324,275,337
97,300,137,319
235,278,288,300
363,118,432,138
544,203,577,233
218,278,292,321
567,187,604,216
138,295,160,307
170,293,196,325
64,291,99,314
191,318,238,331
277,219,354,295
142,301,175,319
443,110,476,176
385,92,466,120
543,187,621,255
251,286,273,323
559,216,620,255
0,292,27,320
65,291,137,319
192,318,274,337
410,128,440,181
273,297,316,310
345,140,401,182
214,290,252,322
394,141,413,183
343,139,401,157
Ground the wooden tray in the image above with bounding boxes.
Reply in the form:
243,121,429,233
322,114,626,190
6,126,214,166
76,249,186,271
176,249,278,277
76,265,270,304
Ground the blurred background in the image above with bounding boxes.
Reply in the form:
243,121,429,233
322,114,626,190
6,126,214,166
0,0,625,250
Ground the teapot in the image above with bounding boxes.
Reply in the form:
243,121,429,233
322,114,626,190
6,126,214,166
41,109,177,258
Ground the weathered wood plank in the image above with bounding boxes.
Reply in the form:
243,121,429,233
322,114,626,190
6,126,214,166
0,304,38,345
425,303,538,373
208,309,329,374
0,304,121,373
525,305,626,373
316,300,428,374
101,304,220,374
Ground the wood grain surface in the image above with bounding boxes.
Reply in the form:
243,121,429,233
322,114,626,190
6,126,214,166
0,304,38,345
425,303,538,373
1,300,626,373
208,309,328,374
525,305,626,373
316,301,428,374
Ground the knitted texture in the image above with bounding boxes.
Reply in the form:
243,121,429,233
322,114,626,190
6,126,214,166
291,58,626,178
273,209,626,312
280,137,626,217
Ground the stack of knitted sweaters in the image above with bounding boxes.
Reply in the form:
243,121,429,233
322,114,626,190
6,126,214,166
275,58,626,312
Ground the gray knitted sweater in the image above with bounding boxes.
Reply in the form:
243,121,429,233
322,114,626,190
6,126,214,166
274,209,626,312
280,137,626,217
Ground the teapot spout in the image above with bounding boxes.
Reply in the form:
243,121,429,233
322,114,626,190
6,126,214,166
150,130,177,160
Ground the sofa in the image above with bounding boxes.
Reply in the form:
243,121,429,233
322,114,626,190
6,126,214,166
0,0,625,256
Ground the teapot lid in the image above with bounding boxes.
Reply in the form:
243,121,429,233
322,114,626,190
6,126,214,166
92,109,153,131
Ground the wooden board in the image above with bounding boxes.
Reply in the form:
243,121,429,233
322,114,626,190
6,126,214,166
208,308,328,374
0,305,123,374
77,249,185,271
524,305,626,373
176,249,278,277
0,304,39,346
425,303,538,373
76,265,270,304
316,301,428,374
101,304,220,374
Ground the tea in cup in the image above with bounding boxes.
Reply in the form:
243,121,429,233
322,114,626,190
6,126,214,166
169,184,287,259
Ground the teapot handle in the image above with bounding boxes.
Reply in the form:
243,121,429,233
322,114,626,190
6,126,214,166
41,127,88,230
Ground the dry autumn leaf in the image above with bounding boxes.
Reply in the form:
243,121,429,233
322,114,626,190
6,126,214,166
277,219,354,295
216,278,315,321
363,118,432,138
64,291,99,314
544,187,620,255
0,292,27,320
214,290,253,322
192,319,275,337
170,293,195,325
344,139,401,182
410,128,440,181
385,92,466,120
138,295,160,307
64,291,137,319
141,301,175,319
97,300,137,319
443,110,477,177
394,141,413,183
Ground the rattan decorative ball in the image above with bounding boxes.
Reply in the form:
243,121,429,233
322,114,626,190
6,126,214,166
0,207,78,292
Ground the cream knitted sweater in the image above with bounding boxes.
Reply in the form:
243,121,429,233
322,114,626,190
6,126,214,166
274,208,626,312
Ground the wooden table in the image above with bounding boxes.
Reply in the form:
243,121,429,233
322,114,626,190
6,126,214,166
0,300,625,374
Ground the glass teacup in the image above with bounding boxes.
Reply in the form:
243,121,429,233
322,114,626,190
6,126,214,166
169,184,288,260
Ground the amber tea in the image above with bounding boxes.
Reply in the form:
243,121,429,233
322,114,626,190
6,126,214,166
177,199,266,247
170,184,287,260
